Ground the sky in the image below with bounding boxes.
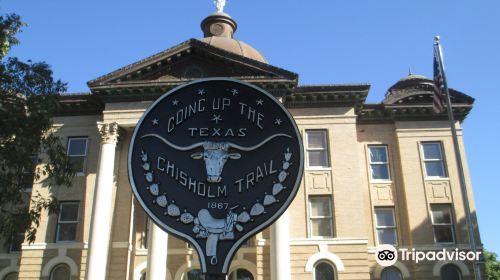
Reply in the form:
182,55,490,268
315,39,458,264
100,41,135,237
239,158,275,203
2,0,499,254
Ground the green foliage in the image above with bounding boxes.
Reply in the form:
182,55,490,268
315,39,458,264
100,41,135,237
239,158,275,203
485,250,500,280
0,13,75,245
0,13,24,59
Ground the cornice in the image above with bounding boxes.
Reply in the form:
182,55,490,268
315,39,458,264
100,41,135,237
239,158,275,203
358,103,473,123
284,84,369,109
91,77,296,102
55,93,103,116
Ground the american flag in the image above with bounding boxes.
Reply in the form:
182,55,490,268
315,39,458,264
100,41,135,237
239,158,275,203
433,49,446,113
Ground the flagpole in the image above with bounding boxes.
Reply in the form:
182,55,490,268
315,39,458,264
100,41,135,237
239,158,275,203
434,36,482,280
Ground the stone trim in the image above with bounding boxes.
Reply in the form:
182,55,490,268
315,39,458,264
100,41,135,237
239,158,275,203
133,261,147,280
228,259,257,279
374,261,411,279
41,253,79,277
174,262,200,280
97,122,120,144
433,260,471,277
21,242,88,250
0,256,19,280
304,250,345,272
290,238,368,246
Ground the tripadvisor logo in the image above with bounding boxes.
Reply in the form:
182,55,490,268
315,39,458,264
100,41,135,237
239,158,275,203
376,244,398,267
375,244,482,267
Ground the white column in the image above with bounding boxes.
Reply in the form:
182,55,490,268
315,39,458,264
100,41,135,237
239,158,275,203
270,211,291,280
86,122,120,280
146,221,168,280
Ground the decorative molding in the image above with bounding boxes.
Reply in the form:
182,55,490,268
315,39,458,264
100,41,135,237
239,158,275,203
103,109,149,114
135,248,148,256
21,242,88,250
134,261,148,280
305,251,345,272
0,265,19,280
374,261,411,279
111,241,131,249
97,122,120,144
133,262,173,280
174,261,200,280
371,184,394,206
228,259,257,279
135,248,196,256
432,260,471,277
294,115,357,120
290,238,368,246
41,255,79,277
426,181,452,203
305,171,332,194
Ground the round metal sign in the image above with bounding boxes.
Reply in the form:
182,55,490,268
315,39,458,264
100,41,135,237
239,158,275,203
128,78,303,274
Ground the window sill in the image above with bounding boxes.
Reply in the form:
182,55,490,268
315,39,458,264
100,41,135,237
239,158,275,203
305,167,332,171
370,180,393,184
376,243,398,247
424,177,449,181
290,238,368,246
308,236,335,239
435,242,456,245
55,240,78,244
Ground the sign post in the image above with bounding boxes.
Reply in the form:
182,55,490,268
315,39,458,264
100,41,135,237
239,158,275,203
128,78,303,278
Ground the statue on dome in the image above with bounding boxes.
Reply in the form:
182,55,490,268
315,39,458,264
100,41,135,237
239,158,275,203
213,0,226,13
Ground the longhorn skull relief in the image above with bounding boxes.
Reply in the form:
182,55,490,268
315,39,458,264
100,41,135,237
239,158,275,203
190,142,241,183
141,133,292,183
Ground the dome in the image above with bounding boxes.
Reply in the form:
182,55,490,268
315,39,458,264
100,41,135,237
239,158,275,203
384,74,435,104
198,12,267,63
199,36,267,63
388,74,432,91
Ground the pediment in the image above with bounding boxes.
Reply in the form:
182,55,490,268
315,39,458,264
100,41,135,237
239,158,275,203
87,39,297,91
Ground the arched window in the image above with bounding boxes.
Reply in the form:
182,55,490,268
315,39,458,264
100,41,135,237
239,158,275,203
182,269,203,280
50,263,71,280
314,261,336,280
440,264,462,280
3,272,18,280
381,267,403,280
228,268,254,280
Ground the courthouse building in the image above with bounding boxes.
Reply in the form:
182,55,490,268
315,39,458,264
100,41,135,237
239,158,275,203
0,7,483,280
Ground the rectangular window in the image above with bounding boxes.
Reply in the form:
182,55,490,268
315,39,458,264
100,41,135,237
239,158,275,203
56,202,79,242
67,137,88,174
421,142,446,178
308,196,333,237
368,146,390,180
305,130,329,168
374,208,398,245
430,204,455,243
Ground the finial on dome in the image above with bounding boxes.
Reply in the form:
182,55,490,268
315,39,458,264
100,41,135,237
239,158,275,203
213,0,227,13
201,3,237,38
